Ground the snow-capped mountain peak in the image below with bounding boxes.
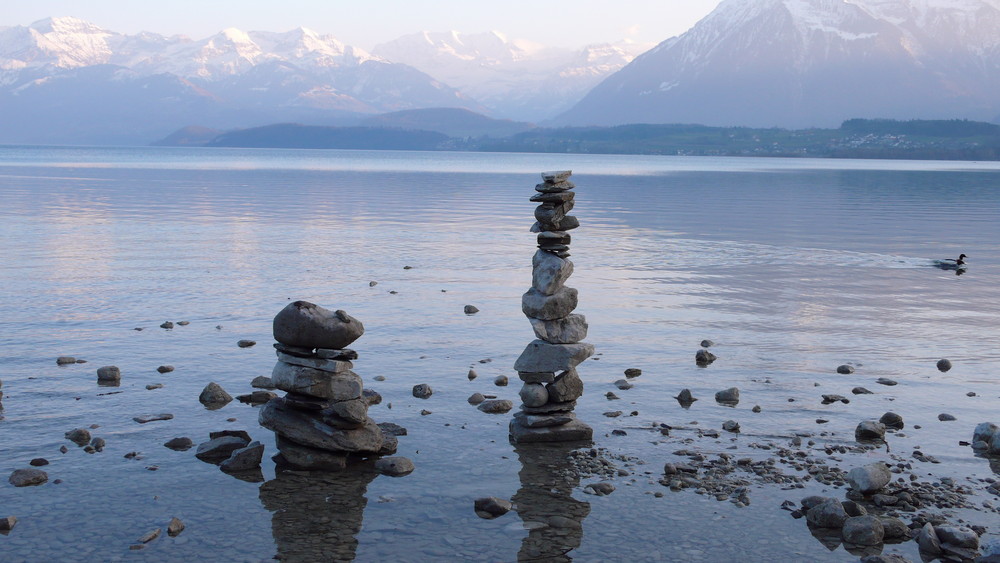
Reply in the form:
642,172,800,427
557,0,1000,128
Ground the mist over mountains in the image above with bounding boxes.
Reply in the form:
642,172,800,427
2,0,1000,146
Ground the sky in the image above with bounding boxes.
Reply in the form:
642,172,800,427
2,0,722,50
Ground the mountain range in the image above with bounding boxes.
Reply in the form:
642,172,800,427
557,0,1000,128
3,1,1000,146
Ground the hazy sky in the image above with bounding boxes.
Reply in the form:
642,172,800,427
3,0,722,49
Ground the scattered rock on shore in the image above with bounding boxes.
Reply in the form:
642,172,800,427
9,468,48,487
96,366,121,383
846,462,891,494
412,384,433,399
237,339,256,348
199,382,233,407
474,497,512,519
375,456,414,476
164,437,193,451
837,364,855,374
855,420,886,442
167,517,185,537
715,387,740,404
0,516,16,531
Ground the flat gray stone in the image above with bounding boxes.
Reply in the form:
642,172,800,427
514,340,594,374
164,437,193,451
521,287,578,321
522,400,576,415
531,250,574,295
271,362,363,400
529,314,588,344
517,371,556,384
509,418,592,443
477,399,514,414
275,351,353,374
546,369,583,403
250,376,275,389
272,301,364,349
259,398,383,453
513,412,575,428
9,468,47,487
219,441,264,472
195,436,249,461
541,170,572,183
134,413,173,424
374,456,414,476
314,348,358,360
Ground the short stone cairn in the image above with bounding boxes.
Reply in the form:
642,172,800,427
510,171,594,443
258,301,397,470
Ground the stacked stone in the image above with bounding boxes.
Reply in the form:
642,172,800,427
510,171,595,443
259,301,396,470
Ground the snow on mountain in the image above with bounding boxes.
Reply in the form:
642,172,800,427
0,17,479,144
556,0,1000,128
373,31,652,121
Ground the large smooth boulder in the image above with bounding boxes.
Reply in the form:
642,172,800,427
806,498,848,529
259,398,383,453
9,468,48,487
855,420,886,442
199,382,233,406
522,287,578,320
842,515,885,545
514,340,594,374
846,462,892,494
531,250,574,295
271,362,363,401
273,301,364,349
529,315,588,344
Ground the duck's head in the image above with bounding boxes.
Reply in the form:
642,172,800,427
957,253,968,264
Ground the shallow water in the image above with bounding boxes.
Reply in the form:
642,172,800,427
1,146,999,561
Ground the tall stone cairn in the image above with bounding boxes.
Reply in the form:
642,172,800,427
509,171,595,443
259,301,397,470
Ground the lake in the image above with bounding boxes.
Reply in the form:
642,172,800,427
1,146,999,562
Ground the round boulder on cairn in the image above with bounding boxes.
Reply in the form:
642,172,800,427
259,302,409,472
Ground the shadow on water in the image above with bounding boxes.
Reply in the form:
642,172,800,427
512,442,592,562
259,466,377,562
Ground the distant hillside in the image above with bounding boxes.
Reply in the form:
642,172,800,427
151,126,223,147
205,123,450,150
473,119,1000,160
360,108,534,138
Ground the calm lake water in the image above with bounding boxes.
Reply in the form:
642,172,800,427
1,146,999,562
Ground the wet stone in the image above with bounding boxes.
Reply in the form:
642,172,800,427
837,364,855,374
134,413,173,423
936,358,952,372
9,468,48,487
65,428,91,446
474,497,512,519
695,349,716,365
199,382,233,406
195,436,250,461
156,365,174,374
855,420,886,441
412,384,433,399
852,387,874,395
237,339,256,348
477,399,514,414
374,456,414,477
164,437,194,451
96,365,121,382
272,301,364,350
879,412,904,430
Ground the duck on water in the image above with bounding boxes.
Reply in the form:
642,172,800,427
933,254,967,271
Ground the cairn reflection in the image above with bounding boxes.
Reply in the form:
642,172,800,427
513,442,592,562
259,467,376,562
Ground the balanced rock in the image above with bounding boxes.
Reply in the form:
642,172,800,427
528,315,588,344
259,398,383,453
531,250,574,295
546,369,583,403
521,287,578,320
272,301,364,349
271,362,362,400
514,340,594,374
519,383,548,407
275,352,353,374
